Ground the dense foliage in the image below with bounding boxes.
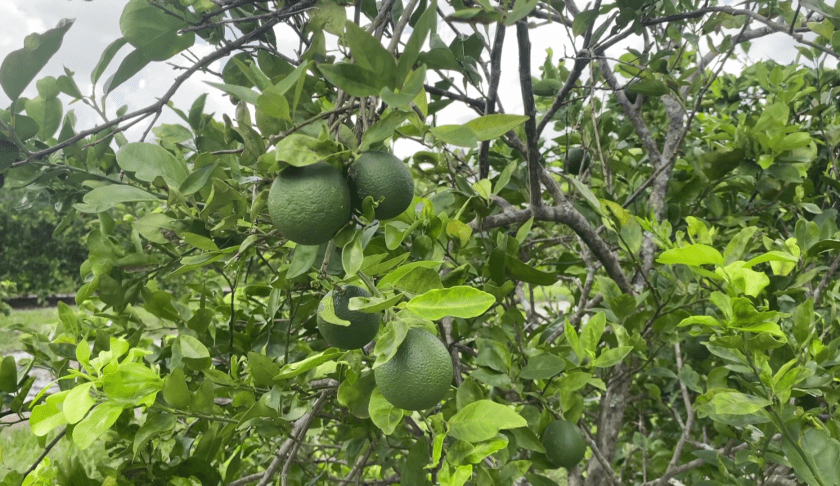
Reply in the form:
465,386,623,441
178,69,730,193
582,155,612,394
2,0,840,485
0,191,88,297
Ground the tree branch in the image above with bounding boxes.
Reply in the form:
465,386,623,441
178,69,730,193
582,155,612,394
253,389,333,486
479,23,506,179
535,0,600,138
15,0,317,167
424,85,486,112
516,21,543,209
475,205,633,295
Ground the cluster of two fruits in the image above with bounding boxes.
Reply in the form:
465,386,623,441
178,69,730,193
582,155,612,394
268,152,453,412
267,151,414,247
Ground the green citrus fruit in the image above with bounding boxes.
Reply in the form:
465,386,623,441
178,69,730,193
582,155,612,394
268,162,351,245
317,285,381,350
565,147,590,175
374,328,453,411
542,420,587,469
347,152,414,220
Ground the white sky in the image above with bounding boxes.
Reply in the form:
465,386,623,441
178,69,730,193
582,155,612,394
0,0,817,154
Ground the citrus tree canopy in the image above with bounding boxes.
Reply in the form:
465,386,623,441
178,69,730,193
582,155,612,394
2,0,840,485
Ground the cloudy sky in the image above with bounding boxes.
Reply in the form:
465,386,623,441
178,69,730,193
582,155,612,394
0,0,811,150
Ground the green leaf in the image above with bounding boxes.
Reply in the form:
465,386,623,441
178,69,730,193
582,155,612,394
73,402,124,449
345,20,397,89
657,244,723,266
494,162,516,195
258,87,291,122
361,111,408,151
342,231,365,277
430,125,479,147
75,185,161,213
25,96,62,139
119,0,195,61
565,320,585,361
446,220,472,246
309,0,347,35
133,412,176,457
338,370,376,419
396,0,436,84
519,354,565,380
626,78,670,97
472,179,492,200
91,37,128,85
103,362,163,402
579,313,605,358
30,391,70,436
163,367,192,408
506,0,540,24
203,81,261,105
510,427,546,453
318,63,383,97
63,382,96,424
708,391,772,415
743,251,799,267
274,134,338,167
0,19,74,101
464,114,530,141
572,9,598,37
179,162,218,195
288,244,320,279
406,286,495,320
103,48,152,96
117,142,189,188
373,319,410,369
0,356,17,393
563,174,603,215
505,256,557,285
592,346,633,368
348,293,405,313
448,400,527,442
378,260,442,289
275,349,343,380
724,226,758,265
381,65,427,109
806,239,840,257
369,387,403,435
783,427,840,486
179,335,212,370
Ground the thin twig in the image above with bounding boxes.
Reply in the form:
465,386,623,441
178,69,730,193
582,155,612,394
22,429,66,479
813,252,840,304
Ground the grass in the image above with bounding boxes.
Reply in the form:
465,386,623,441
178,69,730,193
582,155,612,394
0,308,59,354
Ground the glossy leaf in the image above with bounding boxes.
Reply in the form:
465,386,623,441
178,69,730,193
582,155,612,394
0,19,74,100
119,0,195,61
448,400,527,442
406,286,495,320
116,142,189,188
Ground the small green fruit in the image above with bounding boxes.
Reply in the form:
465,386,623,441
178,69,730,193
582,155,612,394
542,420,587,469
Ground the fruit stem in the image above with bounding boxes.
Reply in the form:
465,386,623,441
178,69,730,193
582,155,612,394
319,240,336,278
357,271,384,299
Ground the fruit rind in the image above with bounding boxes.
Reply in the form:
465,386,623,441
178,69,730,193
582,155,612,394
374,328,453,411
317,286,381,350
565,147,590,175
541,419,587,469
347,152,414,220
267,162,351,245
